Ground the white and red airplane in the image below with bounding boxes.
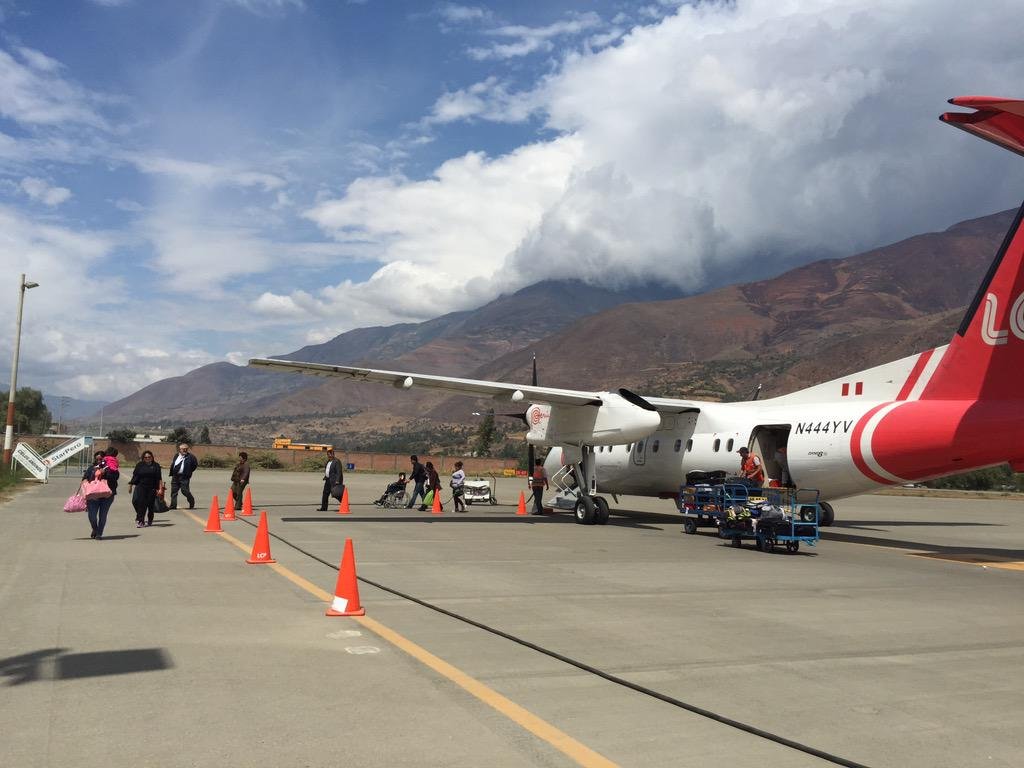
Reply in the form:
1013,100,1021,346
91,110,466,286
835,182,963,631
251,95,1024,527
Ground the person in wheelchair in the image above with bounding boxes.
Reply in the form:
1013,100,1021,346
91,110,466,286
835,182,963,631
373,472,408,506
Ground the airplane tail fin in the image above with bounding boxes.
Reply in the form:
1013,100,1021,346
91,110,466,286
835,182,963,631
917,98,1024,402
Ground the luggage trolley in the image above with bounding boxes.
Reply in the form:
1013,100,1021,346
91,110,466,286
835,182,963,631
463,476,497,506
680,483,821,554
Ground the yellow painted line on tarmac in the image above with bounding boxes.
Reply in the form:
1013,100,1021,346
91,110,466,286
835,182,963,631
909,552,1024,572
182,509,619,768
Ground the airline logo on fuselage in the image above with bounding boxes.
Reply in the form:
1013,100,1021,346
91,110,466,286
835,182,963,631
981,292,1024,345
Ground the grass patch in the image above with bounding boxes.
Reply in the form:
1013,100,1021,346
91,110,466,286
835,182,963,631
0,464,30,497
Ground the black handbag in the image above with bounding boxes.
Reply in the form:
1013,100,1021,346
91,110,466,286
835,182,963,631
154,495,169,513
330,482,345,501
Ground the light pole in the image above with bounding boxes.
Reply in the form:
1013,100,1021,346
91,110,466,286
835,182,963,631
3,274,40,466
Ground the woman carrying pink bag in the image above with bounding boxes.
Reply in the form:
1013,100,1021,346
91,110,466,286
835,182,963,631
81,450,119,539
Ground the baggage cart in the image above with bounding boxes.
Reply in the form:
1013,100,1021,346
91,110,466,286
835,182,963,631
463,476,497,505
679,483,821,553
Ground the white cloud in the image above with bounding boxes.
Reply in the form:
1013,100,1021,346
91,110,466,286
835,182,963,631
226,0,305,14
120,152,286,191
0,47,110,128
468,12,603,60
435,4,492,25
284,136,583,325
19,177,72,206
378,0,1024,314
428,77,539,124
114,198,144,212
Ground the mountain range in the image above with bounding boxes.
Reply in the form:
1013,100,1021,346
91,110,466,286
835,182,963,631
96,208,1015,437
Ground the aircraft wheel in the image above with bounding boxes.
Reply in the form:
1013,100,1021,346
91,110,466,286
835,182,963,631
593,496,610,525
683,518,698,535
819,502,835,527
574,496,596,525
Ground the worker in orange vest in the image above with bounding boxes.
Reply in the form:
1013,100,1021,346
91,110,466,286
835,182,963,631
737,446,765,488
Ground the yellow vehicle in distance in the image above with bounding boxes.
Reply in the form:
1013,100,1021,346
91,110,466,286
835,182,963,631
272,437,334,452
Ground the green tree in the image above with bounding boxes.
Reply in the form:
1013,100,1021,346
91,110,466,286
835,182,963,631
198,425,211,444
13,387,50,434
472,410,496,457
106,428,136,443
163,426,194,445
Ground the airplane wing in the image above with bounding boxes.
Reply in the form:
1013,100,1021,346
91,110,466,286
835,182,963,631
248,358,603,407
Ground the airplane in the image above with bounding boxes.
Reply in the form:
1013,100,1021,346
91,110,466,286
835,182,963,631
251,95,1024,528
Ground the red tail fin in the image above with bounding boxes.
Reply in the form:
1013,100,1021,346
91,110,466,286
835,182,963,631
920,98,1024,401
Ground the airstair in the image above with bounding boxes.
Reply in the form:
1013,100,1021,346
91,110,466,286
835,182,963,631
547,463,580,510
11,435,93,482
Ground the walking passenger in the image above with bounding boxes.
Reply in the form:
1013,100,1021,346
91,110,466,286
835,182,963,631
128,450,163,528
230,452,250,511
421,461,442,511
450,461,466,512
318,448,343,511
82,453,115,539
405,455,427,509
168,442,198,509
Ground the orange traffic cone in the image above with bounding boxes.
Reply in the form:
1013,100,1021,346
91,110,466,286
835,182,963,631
246,510,276,564
431,489,442,514
240,487,254,516
516,490,528,516
204,496,223,533
338,486,351,515
326,538,364,616
223,489,237,521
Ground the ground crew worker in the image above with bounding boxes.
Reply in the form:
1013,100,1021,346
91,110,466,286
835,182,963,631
737,446,765,488
530,458,548,515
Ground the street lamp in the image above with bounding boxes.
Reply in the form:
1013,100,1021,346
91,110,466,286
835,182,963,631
3,274,40,466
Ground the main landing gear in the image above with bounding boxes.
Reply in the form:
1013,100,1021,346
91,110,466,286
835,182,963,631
819,501,835,527
571,446,610,525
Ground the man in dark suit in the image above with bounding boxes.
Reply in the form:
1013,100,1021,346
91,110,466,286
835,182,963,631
168,443,198,510
319,449,343,511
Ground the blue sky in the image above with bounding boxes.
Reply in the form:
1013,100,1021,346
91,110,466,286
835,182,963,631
2,0,1024,400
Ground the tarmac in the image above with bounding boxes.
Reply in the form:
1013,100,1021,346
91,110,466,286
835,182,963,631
2,470,1023,767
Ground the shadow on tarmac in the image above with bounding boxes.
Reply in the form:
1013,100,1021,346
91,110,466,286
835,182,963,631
281,514,664,530
0,648,172,686
821,530,1024,560
835,520,1002,529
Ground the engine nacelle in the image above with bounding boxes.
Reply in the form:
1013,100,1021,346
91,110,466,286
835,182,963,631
525,393,661,447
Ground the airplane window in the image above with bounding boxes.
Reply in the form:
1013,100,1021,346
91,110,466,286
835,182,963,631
686,439,693,452
713,439,721,452
726,438,734,452
674,439,681,452
652,440,660,453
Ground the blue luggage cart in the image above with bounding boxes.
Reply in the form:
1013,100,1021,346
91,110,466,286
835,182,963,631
680,484,821,553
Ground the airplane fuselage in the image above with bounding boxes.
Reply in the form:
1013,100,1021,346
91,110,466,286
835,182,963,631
548,395,1021,503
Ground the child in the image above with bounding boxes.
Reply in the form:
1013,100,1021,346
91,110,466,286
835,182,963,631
101,447,120,473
